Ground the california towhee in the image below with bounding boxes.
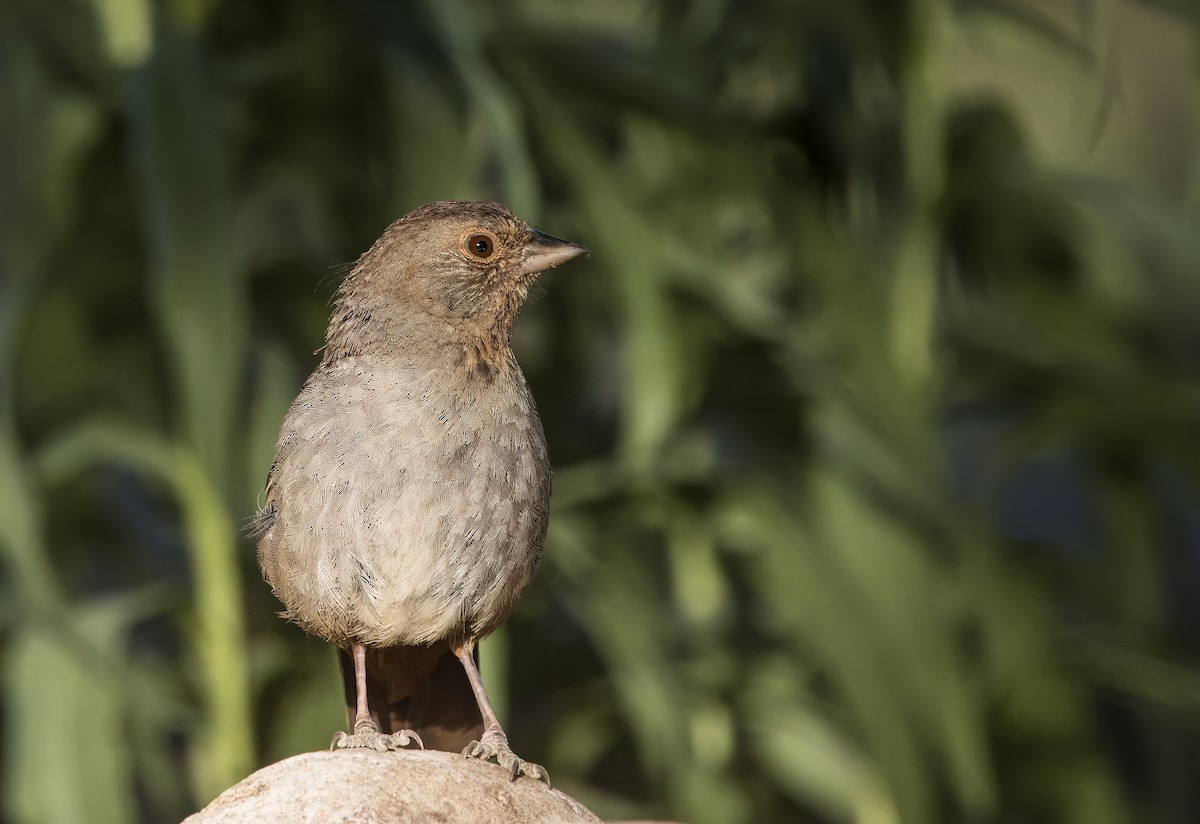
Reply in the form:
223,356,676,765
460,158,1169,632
254,201,586,780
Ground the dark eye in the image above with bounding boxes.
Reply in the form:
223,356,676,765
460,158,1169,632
466,234,495,259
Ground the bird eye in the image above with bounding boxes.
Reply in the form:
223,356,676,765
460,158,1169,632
465,233,495,259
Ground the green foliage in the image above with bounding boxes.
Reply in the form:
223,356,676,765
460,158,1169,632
3,0,1200,822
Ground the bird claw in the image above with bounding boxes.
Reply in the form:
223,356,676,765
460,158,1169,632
462,729,549,785
331,725,424,752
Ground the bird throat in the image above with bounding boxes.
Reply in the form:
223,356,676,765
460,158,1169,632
454,290,523,380
321,288,521,380
461,333,516,379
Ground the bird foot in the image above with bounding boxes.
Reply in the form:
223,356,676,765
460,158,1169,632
331,721,423,752
462,728,549,784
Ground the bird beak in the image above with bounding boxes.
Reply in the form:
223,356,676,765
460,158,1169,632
515,230,589,276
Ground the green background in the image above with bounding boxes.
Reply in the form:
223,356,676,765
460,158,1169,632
3,1,1200,822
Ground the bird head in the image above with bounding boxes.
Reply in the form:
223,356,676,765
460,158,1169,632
325,201,587,372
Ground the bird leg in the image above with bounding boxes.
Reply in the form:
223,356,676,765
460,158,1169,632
453,637,548,783
331,641,424,752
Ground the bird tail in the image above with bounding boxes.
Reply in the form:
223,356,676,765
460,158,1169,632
338,643,483,752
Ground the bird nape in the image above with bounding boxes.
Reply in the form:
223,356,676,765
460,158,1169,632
254,200,587,782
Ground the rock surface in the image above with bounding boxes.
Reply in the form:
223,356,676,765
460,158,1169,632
184,749,601,824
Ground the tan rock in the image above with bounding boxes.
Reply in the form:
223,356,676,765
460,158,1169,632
184,749,600,824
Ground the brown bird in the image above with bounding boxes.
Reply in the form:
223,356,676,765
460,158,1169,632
254,200,586,780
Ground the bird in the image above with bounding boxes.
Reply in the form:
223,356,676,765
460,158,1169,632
254,200,586,781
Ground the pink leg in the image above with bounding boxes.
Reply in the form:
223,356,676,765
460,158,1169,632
453,638,548,783
331,641,423,752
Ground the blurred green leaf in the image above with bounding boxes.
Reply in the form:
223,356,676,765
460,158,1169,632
6,625,134,824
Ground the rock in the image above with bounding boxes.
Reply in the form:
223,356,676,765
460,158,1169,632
184,749,601,824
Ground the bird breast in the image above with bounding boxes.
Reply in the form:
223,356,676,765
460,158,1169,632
257,353,550,648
